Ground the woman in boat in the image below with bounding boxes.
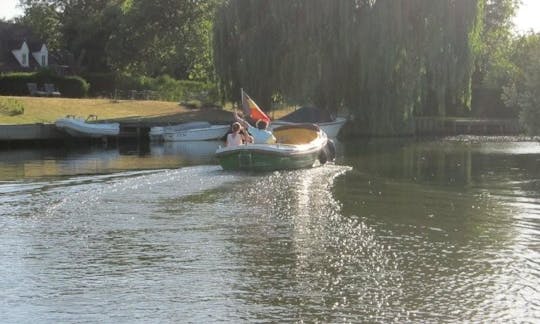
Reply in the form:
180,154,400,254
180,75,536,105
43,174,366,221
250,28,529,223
233,111,276,144
226,122,252,147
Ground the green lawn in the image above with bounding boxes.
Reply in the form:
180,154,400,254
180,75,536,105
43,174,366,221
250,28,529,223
0,96,293,125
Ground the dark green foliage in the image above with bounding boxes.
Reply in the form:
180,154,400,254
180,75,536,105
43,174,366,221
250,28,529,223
106,0,219,80
0,70,89,97
18,0,218,80
502,33,540,135
83,72,218,103
0,72,36,95
16,1,62,51
54,75,89,98
213,0,482,135
471,0,519,118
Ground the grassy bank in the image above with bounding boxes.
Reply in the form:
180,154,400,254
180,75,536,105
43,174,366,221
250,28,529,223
0,96,292,125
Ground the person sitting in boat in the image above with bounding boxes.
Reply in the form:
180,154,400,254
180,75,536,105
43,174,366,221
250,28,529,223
226,122,252,147
240,127,254,144
233,111,276,144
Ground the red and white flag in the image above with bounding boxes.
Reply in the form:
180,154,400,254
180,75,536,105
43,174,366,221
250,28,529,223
241,89,271,124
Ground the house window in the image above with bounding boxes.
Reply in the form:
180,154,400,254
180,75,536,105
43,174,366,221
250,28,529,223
22,53,27,66
41,55,46,66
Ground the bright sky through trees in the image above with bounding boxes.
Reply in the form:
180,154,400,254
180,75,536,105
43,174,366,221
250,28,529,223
513,0,540,33
1,0,539,31
0,0,23,20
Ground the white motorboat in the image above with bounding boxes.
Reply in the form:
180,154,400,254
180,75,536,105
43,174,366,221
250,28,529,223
149,121,218,141
216,124,334,171
55,115,119,138
162,123,229,142
269,107,347,138
148,126,165,141
270,117,346,138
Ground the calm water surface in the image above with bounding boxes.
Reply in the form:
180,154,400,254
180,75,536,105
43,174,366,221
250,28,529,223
0,138,539,322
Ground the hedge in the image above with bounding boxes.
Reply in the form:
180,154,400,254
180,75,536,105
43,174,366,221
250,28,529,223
83,72,219,103
0,69,89,98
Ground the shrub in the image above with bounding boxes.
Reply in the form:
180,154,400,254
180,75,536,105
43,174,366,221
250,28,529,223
0,69,89,98
83,72,219,103
0,72,36,95
0,98,25,116
54,75,89,98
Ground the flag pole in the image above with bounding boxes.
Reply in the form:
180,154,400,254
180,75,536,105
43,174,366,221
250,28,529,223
240,88,245,117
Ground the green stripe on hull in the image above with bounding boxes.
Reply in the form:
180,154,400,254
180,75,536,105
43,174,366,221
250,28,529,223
218,151,319,171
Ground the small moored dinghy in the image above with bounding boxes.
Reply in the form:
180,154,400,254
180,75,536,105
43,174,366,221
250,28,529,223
215,124,335,171
55,115,119,138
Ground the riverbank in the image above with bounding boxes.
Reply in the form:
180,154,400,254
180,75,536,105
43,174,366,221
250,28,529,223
0,96,235,125
0,96,296,143
0,96,527,142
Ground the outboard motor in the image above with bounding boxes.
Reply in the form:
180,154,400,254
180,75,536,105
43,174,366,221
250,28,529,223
318,139,336,164
325,139,336,161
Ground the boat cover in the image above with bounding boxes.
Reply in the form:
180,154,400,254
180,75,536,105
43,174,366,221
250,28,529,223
278,106,335,123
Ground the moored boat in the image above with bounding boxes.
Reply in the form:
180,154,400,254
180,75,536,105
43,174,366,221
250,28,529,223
270,117,346,138
163,123,229,142
54,115,119,138
149,121,216,141
215,124,334,171
269,106,347,138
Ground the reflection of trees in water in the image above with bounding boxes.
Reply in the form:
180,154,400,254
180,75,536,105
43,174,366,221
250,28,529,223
228,166,407,322
343,139,540,187
335,139,540,322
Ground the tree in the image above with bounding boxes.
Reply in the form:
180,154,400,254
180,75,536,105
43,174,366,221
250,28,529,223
16,1,62,51
213,0,482,135
502,33,540,135
18,0,121,73
471,0,520,117
18,0,218,79
106,0,219,80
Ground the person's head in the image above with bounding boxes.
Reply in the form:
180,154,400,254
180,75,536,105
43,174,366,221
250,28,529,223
231,122,241,133
255,119,268,130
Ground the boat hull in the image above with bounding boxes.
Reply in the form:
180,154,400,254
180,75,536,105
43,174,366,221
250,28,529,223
150,122,214,141
163,125,229,142
270,117,346,138
55,118,119,138
217,146,322,171
216,124,328,171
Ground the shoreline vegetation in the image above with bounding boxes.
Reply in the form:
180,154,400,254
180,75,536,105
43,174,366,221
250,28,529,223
0,96,531,141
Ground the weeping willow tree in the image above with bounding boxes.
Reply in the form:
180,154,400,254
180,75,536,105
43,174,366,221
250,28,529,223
213,0,482,135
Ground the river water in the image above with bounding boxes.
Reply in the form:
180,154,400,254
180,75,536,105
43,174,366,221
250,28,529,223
0,138,539,323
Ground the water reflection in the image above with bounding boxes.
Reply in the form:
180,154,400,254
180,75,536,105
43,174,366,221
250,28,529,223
151,141,222,163
336,138,540,322
0,137,539,322
0,140,223,180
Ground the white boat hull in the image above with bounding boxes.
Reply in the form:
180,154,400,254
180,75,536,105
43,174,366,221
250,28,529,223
150,122,215,141
149,126,164,141
55,118,119,138
270,117,346,138
163,124,229,142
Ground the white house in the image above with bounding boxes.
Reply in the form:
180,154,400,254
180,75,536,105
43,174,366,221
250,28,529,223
0,22,54,73
10,41,48,69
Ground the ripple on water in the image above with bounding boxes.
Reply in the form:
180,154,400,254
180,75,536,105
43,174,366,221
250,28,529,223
1,158,540,322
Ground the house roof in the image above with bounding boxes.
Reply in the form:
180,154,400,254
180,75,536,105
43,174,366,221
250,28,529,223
0,21,47,72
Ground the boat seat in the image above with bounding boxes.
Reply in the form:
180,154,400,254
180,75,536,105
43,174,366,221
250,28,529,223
274,127,318,144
